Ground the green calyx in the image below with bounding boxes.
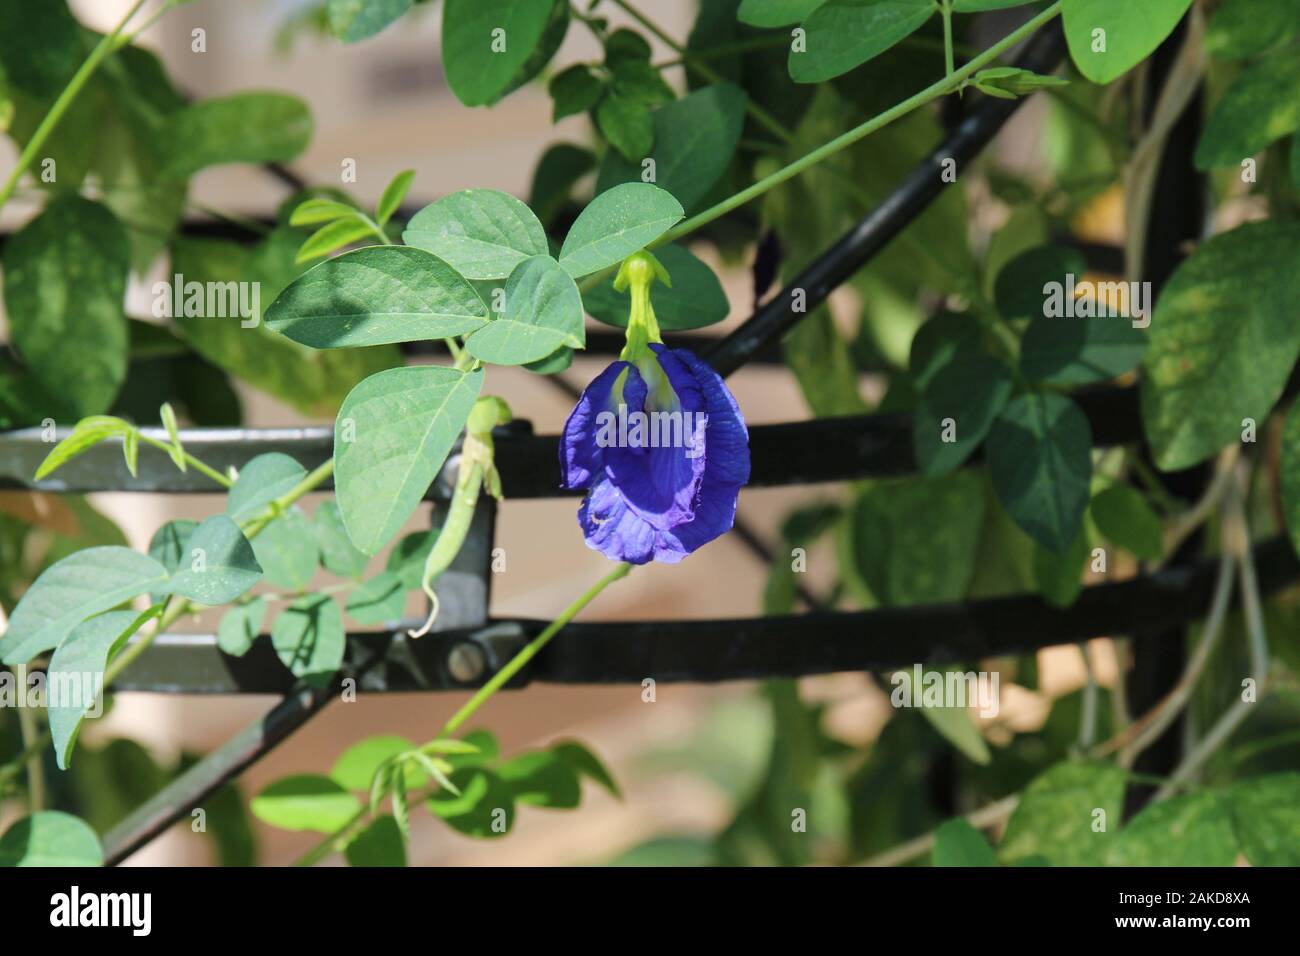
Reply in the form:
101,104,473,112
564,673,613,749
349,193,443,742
616,250,670,363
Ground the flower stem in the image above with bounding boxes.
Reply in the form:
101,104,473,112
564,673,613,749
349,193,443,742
0,0,152,214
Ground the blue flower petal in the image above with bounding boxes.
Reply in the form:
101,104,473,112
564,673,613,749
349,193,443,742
558,360,629,489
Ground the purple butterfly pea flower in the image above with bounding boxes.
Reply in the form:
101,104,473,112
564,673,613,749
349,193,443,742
559,343,751,564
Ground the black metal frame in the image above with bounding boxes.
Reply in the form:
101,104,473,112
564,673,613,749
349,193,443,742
3,18,1274,864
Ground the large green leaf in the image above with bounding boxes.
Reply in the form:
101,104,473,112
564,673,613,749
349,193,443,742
227,453,307,523
1226,773,1300,866
557,183,684,279
265,246,488,348
465,256,585,365
47,609,158,770
498,750,582,808
789,0,935,84
147,518,198,602
1195,48,1300,169
164,515,262,606
846,472,986,605
1061,0,1192,84
1140,221,1300,471
327,0,413,43
987,392,1093,553
270,594,345,688
1000,760,1124,866
993,244,1087,322
332,734,421,790
0,812,102,867
217,597,267,657
161,92,313,178
596,84,748,211
334,366,484,554
402,189,549,280
583,244,730,331
251,775,360,832
441,0,560,106
1108,791,1239,866
2,196,129,417
0,547,169,664
427,767,516,838
345,570,407,624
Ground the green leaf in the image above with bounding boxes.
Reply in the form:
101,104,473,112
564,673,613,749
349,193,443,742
549,64,604,122
345,815,407,866
954,0,1039,9
161,92,314,178
0,812,102,867
1000,760,1125,866
251,775,360,832
164,514,262,605
441,0,560,106
47,608,160,770
465,256,585,365
846,472,986,605
227,453,307,523
334,366,484,554
376,169,415,226
898,668,993,764
1195,48,1300,170
217,596,267,657
1091,485,1162,561
498,750,582,808
327,0,413,43
2,196,129,417
252,508,319,590
289,198,359,226
1226,773,1300,866
558,183,684,279
1061,0,1193,85
0,547,169,664
386,530,438,589
332,735,421,790
1141,221,1300,470
346,570,407,624
738,0,827,27
270,594,345,689
789,0,935,84
1033,524,1089,607
1108,791,1239,866
295,218,376,264
314,499,369,578
0,0,80,95
402,188,549,280
147,518,198,601
1205,0,1300,60
427,768,516,838
993,244,1088,323
987,392,1093,553
912,352,1013,476
1020,317,1146,386
266,246,488,348
582,243,729,330
596,84,748,212
32,417,133,480
596,88,655,162
552,740,621,798
932,819,998,866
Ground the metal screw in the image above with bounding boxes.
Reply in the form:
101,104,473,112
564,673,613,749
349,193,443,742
447,641,486,683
